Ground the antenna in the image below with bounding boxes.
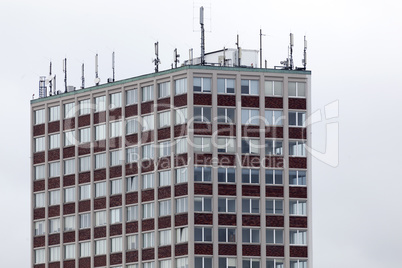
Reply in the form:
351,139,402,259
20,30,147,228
153,42,161,72
289,33,294,70
94,54,100,85
63,58,67,93
112,51,115,82
81,63,85,89
48,61,53,96
303,36,307,69
236,34,241,66
223,47,226,66
265,59,267,68
200,6,205,65
260,29,266,68
189,48,193,65
174,48,180,68
39,76,47,98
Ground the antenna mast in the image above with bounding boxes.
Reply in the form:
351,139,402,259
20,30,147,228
260,29,266,68
174,48,180,68
303,36,307,70
95,54,100,86
153,42,161,72
189,48,193,65
63,58,67,93
236,34,241,66
81,63,85,89
48,62,53,96
289,33,294,70
112,51,115,82
200,6,205,65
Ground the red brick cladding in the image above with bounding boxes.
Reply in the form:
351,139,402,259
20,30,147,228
242,185,260,196
126,222,138,234
175,214,188,226
158,245,171,258
157,97,171,111
142,219,154,231
63,118,75,130
94,198,106,210
94,111,106,124
48,121,59,134
290,216,308,228
175,244,188,256
243,245,260,256
175,153,188,167
217,124,236,136
48,206,60,217
110,253,122,265
290,246,308,257
126,251,138,263
126,163,138,176
266,245,284,257
141,130,154,144
289,187,307,198
126,192,138,205
33,124,45,136
289,127,307,139
142,248,155,261
93,140,106,153
289,98,306,110
194,213,213,225
63,174,75,187
33,180,45,192
265,126,284,138
218,95,236,106
194,183,212,195
48,263,60,268
78,114,90,127
63,146,75,158
265,97,283,108
218,214,236,226
110,224,122,236
158,187,171,199
94,169,107,181
125,104,138,118
109,108,122,120
218,184,236,196
141,101,153,115
63,260,75,268
218,154,236,166
78,258,90,268
79,229,91,240
158,127,170,140
141,160,155,173
110,166,122,178
34,208,45,220
195,243,213,255
289,157,307,169
48,178,60,189
266,216,284,227
63,203,75,215
142,189,154,202
242,125,260,137
63,231,75,243
79,200,91,212
157,157,171,170
79,172,90,184
174,124,187,138
174,94,187,107
242,215,260,226
193,123,212,135
110,195,122,207
175,184,187,196
265,156,285,168
158,216,171,229
126,134,138,146
34,264,45,268
219,244,237,255
194,153,213,165
266,186,284,197
48,149,60,161
194,93,212,105
94,255,106,267
33,152,45,164
34,236,45,248
48,234,60,245
94,226,106,239
242,96,259,107
109,137,122,150
242,155,260,168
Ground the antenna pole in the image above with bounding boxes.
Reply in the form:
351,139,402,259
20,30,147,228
81,63,85,89
174,48,180,68
289,33,294,70
260,29,262,68
95,54,99,85
223,47,226,67
63,58,67,93
112,51,115,82
303,36,307,70
49,61,53,96
153,42,160,72
236,34,241,66
200,6,205,65
189,48,193,65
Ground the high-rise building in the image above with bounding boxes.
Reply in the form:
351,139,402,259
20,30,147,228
31,52,311,268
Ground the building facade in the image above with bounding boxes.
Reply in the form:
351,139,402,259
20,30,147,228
31,65,311,268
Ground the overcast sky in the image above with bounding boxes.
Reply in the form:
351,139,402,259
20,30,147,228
1,0,401,267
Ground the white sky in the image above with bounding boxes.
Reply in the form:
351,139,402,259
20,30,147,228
1,0,402,267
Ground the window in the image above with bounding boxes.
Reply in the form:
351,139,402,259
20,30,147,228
126,118,139,135
194,107,211,123
80,213,91,229
218,167,235,183
289,111,306,127
110,121,122,138
175,107,187,125
194,227,212,242
241,79,259,95
290,200,307,216
288,82,306,97
290,260,307,268
95,153,106,169
218,198,236,213
127,234,138,250
49,106,60,122
194,197,212,212
35,193,45,208
95,211,107,226
49,218,60,233
217,108,235,123
79,185,90,200
159,200,172,217
159,141,171,158
111,237,123,252
64,216,75,231
160,259,172,268
64,187,75,203
219,257,237,268
34,165,45,180
110,150,121,166
195,257,212,268
265,110,283,126
265,81,283,96
242,198,260,213
176,197,188,213
95,96,106,112
64,102,75,119
158,81,170,98
95,239,106,255
80,241,91,257
49,246,60,262
289,141,306,156
79,127,90,143
266,199,283,214
144,262,155,268
193,77,211,92
175,138,187,154
142,173,154,189
79,99,91,115
241,109,259,125
34,109,45,125
110,208,122,224
242,259,260,268
61,160,75,177
126,147,139,163
95,181,106,197
266,259,284,268
127,205,138,222
34,249,45,264
49,190,60,205
49,133,60,149
241,139,259,154
194,166,212,182
64,130,75,146
142,114,154,131
126,176,138,192
290,230,307,245
143,203,155,219
242,169,259,184
111,179,122,195
159,170,171,187
217,78,235,94
176,227,188,243
218,227,236,242
242,228,260,243
110,92,122,108
176,257,188,268
218,137,236,153
194,137,211,152
34,221,45,236
266,229,284,244
79,156,90,172
175,78,187,95
159,229,171,246
176,167,188,183
142,85,154,102
34,137,45,152
266,170,283,185
289,170,306,186
95,124,106,140
49,162,60,177
126,89,138,106
64,244,75,259
265,140,283,155
158,111,171,128
143,232,155,248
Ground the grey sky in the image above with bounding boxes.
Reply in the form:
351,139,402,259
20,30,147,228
0,0,401,267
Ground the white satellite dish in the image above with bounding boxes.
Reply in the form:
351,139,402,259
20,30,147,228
94,77,101,84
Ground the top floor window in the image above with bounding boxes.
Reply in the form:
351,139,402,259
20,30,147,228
265,81,283,96
64,103,75,119
142,85,154,102
288,82,306,97
289,111,306,127
49,106,60,122
79,99,91,115
193,77,211,93
34,109,45,125
110,92,122,108
126,89,138,106
217,78,235,94
158,82,170,98
175,78,187,95
241,79,259,95
94,96,106,112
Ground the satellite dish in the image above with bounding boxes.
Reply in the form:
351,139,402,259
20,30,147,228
94,77,101,84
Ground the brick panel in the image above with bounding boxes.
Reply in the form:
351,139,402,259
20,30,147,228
175,243,188,256
265,126,284,138
33,152,45,164
33,124,45,136
290,246,308,257
78,258,91,268
48,263,60,268
194,183,212,195
195,243,213,255
125,104,138,118
63,231,75,243
217,124,236,136
93,140,106,153
78,114,90,127
158,187,171,199
48,234,60,245
218,154,236,166
34,264,45,268
266,186,284,197
63,118,75,130
157,97,171,111
242,185,260,196
48,177,60,189
94,226,106,239
266,245,284,257
158,156,171,170
93,111,106,124
109,137,122,150
289,187,307,198
48,149,60,161
63,260,75,268
126,222,138,234
175,184,187,196
142,248,155,261
158,245,172,258
94,255,106,267
78,172,91,184
63,203,75,215
194,153,213,165
158,216,171,229
79,200,91,212
142,189,155,202
265,156,285,168
194,93,212,105
48,206,60,217
142,219,155,231
110,224,122,236
290,216,308,228
289,127,307,139
174,124,187,137
94,198,106,210
217,94,236,106
242,125,260,137
110,195,122,207
218,184,236,196
126,163,138,176
63,146,75,158
94,169,107,181
289,157,307,169
34,236,45,248
33,180,45,192
174,94,187,107
265,97,283,108
126,134,138,146
126,192,138,205
194,213,213,225
141,159,155,173
141,101,153,115
266,216,284,227
242,96,260,107
193,123,213,135
79,229,91,241
174,153,188,167
242,244,261,256
289,98,307,110
48,121,60,133
242,215,260,226
175,214,188,226
158,127,170,140
34,208,45,220
109,108,122,120
241,155,260,168
126,251,138,263
141,130,154,144
218,214,237,226
218,244,237,255
110,253,123,265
